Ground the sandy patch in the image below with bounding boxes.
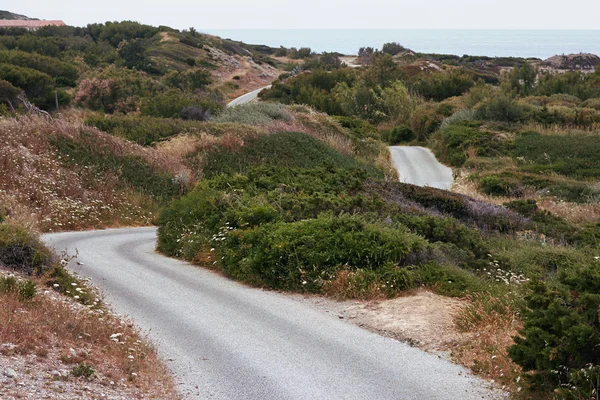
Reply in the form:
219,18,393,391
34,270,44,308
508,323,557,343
294,289,468,357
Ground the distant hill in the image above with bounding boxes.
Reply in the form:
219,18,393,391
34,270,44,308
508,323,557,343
544,53,600,70
0,10,36,20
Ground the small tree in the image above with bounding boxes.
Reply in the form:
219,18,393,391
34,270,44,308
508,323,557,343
382,42,406,56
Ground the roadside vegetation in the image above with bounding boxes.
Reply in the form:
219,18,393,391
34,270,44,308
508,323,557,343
0,206,179,398
0,13,599,399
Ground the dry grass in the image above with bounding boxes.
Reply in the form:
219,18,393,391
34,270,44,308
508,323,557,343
521,122,600,135
453,293,523,392
0,115,188,232
0,280,179,398
538,198,600,225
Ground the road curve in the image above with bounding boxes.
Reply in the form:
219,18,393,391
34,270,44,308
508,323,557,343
43,228,502,400
389,146,453,189
227,85,272,107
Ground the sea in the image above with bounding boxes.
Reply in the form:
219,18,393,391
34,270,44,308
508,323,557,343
203,30,600,59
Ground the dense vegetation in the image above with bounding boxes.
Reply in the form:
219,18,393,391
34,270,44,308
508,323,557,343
1,15,599,399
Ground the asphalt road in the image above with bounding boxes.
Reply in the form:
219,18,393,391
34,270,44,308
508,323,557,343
43,228,502,400
227,85,272,107
389,146,454,189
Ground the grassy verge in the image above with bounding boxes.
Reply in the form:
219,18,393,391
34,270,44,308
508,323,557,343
0,208,179,398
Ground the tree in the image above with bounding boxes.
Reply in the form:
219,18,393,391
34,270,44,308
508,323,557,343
380,81,417,123
507,62,537,96
357,47,375,66
382,42,406,56
363,53,402,88
0,79,19,110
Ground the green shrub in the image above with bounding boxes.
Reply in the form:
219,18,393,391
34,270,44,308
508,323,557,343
0,63,57,108
0,50,78,86
71,363,95,378
85,114,203,146
201,131,382,179
0,221,51,275
410,103,444,141
0,276,36,300
212,103,293,125
381,124,414,145
575,222,600,248
514,132,600,179
220,214,426,291
410,70,475,101
508,263,600,396
140,89,222,119
474,93,523,122
434,123,512,167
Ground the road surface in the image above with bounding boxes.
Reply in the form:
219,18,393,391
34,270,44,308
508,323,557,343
227,85,272,107
389,146,454,189
43,228,502,400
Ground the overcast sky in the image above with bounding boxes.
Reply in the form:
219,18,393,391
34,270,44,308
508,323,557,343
5,0,600,30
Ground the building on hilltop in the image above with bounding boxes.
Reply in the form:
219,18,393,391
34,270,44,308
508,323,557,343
0,20,65,30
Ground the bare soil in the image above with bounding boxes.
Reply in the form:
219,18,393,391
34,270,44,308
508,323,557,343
294,289,468,356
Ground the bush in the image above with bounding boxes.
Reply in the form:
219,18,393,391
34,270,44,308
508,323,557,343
434,122,512,167
71,363,95,378
140,89,222,119
84,114,204,146
0,50,78,86
474,93,523,122
201,131,382,179
411,70,475,101
508,265,600,397
514,132,600,179
0,221,51,275
220,214,426,291
0,63,55,107
212,102,293,125
0,276,36,301
381,124,414,144
410,103,444,141
381,42,406,56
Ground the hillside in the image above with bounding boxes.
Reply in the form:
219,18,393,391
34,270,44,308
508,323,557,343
544,52,600,70
0,16,599,400
0,10,34,20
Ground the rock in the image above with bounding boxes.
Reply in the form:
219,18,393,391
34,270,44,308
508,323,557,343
4,368,17,378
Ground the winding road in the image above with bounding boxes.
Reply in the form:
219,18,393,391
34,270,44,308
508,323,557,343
43,228,501,400
227,85,272,107
389,146,454,189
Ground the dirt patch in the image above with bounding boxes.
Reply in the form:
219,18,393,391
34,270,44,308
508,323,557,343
295,289,468,356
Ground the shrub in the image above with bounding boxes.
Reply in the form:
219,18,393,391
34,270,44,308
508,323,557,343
201,131,382,179
508,265,600,397
410,103,444,141
220,214,426,291
411,70,475,101
0,79,19,108
71,363,95,378
381,42,406,56
381,124,414,144
0,221,51,275
0,50,78,86
212,103,293,125
0,276,36,301
140,89,222,119
474,93,523,122
0,63,55,105
84,114,203,146
435,123,512,167
514,132,600,179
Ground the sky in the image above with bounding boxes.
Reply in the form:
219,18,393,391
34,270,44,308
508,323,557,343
4,0,600,30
